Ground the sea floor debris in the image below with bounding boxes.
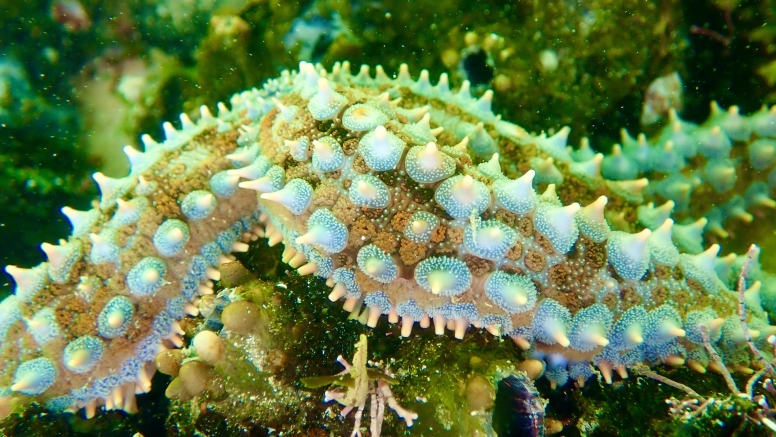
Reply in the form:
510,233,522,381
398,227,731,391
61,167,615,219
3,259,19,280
302,334,417,437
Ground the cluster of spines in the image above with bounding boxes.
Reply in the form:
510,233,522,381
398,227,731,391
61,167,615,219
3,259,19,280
0,88,281,415
596,103,776,239
533,299,746,386
253,61,776,389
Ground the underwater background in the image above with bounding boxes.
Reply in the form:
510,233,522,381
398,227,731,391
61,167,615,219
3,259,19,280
2,0,776,436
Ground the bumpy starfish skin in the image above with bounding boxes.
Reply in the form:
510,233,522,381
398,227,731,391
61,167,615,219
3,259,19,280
1,61,775,416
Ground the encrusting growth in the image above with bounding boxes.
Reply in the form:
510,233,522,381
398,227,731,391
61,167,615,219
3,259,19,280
1,60,776,428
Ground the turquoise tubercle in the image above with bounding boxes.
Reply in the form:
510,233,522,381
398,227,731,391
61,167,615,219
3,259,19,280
210,171,240,197
109,197,148,227
609,306,647,351
348,174,391,209
153,219,191,257
343,104,389,131
285,137,310,162
61,206,100,237
606,229,652,280
358,125,405,171
601,144,639,180
414,257,472,297
463,218,518,261
41,240,82,284
296,208,348,254
569,304,614,352
403,113,442,144
26,308,61,346
434,175,491,220
227,155,272,180
576,196,610,243
403,211,440,243
492,170,537,214
12,358,58,396
644,305,686,346
533,202,581,253
308,78,347,120
637,200,675,230
97,296,135,339
531,156,564,185
683,309,724,345
311,136,345,173
126,257,167,296
239,165,285,193
357,244,399,283
404,142,456,183
260,178,313,215
531,299,572,347
484,270,537,315
63,336,106,374
4,264,48,302
648,219,681,266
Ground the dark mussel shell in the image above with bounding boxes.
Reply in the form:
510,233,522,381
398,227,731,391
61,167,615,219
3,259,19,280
492,374,545,437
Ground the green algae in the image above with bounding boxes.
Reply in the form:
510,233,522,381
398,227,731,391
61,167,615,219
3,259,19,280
569,367,770,437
